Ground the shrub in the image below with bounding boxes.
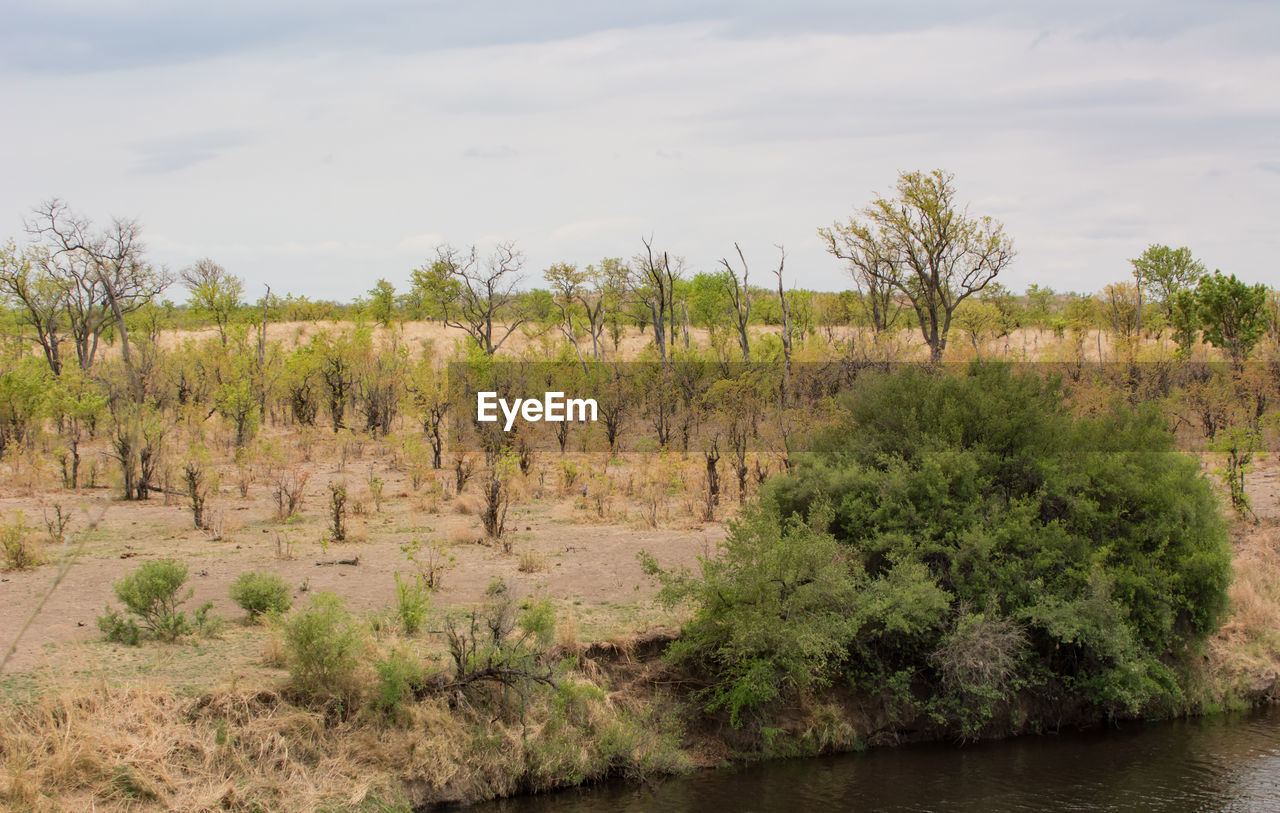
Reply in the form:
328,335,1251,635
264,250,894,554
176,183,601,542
328,482,348,541
443,578,557,708
393,571,431,635
229,571,293,618
372,648,426,718
96,607,140,646
108,559,195,642
281,591,365,703
649,364,1233,732
0,511,38,571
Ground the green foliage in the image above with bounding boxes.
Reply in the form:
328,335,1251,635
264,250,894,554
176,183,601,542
642,502,866,727
657,364,1232,734
1169,288,1201,357
229,571,293,618
1195,271,1269,367
772,364,1230,724
107,559,196,642
95,607,140,646
366,279,396,326
0,357,50,458
372,648,426,718
0,510,38,571
1130,244,1205,316
281,592,366,703
1212,426,1259,517
394,570,432,635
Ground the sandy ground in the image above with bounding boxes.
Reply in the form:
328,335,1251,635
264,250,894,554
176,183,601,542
0,437,726,685
0,381,1274,691
157,318,1158,365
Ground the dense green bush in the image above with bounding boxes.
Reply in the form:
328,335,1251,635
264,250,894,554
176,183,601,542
229,571,292,618
101,559,196,642
650,363,1232,733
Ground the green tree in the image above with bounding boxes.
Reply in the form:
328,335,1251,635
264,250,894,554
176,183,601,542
366,278,396,326
1130,244,1206,328
411,243,528,354
641,502,864,726
180,258,243,346
1195,271,1268,369
819,170,1016,361
0,241,68,374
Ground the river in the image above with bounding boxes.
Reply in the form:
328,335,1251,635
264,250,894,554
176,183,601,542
458,705,1280,811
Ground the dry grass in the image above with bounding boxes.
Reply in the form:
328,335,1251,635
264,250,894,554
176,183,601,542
0,669,689,811
0,684,407,811
517,549,547,574
1207,519,1280,699
446,523,479,545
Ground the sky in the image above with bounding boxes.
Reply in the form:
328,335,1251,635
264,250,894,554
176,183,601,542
1,1,1277,301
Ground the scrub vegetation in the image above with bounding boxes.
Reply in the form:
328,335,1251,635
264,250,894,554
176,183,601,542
0,178,1277,809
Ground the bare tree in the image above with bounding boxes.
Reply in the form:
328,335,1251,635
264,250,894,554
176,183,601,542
772,246,792,403
818,226,902,336
24,199,171,377
417,242,528,355
719,243,753,361
629,236,683,362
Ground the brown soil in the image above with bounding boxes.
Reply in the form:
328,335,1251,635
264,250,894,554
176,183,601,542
0,433,725,684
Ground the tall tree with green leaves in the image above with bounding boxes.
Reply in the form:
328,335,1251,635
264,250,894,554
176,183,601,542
366,278,396,326
1130,244,1206,328
819,170,1015,362
180,258,243,346
1195,271,1268,369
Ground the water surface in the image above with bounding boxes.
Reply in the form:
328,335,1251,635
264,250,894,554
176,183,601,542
462,705,1280,812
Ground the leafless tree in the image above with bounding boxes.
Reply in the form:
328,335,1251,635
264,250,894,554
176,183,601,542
23,199,171,376
772,246,792,403
719,243,754,361
422,242,528,355
629,236,683,362
818,227,902,336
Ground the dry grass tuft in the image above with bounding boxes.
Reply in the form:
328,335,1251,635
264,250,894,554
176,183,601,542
446,523,478,546
517,549,547,574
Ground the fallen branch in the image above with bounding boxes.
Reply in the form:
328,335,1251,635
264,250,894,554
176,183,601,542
314,556,360,567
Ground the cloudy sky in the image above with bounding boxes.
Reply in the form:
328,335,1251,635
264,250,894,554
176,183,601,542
2,1,1277,300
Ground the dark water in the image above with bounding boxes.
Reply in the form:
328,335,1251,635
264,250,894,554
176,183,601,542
463,706,1280,812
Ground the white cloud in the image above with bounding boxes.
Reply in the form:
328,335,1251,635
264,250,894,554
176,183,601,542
1,13,1276,300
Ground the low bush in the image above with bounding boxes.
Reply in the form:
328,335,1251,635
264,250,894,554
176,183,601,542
100,559,196,642
372,648,427,719
0,511,38,571
229,571,293,618
281,591,366,703
394,571,431,635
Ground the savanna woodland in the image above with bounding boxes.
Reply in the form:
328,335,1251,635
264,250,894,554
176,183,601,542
0,171,1278,810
